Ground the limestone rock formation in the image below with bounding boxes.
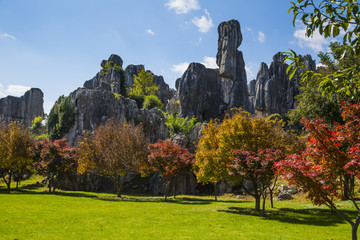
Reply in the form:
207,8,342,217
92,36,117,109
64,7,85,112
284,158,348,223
178,63,224,121
176,19,249,121
253,52,316,117
0,88,44,126
67,88,169,144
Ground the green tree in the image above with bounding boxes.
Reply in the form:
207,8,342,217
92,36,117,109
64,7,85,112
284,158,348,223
164,113,197,137
47,95,76,140
286,0,360,99
129,68,162,109
0,122,34,193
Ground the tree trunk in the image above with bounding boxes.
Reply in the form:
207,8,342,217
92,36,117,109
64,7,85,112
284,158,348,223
116,174,127,198
6,180,11,194
164,181,170,201
261,186,267,217
255,195,261,212
214,182,218,201
173,182,176,199
352,222,358,240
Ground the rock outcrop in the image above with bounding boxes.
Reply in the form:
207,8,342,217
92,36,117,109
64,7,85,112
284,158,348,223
67,88,169,144
253,52,316,117
0,88,44,126
176,19,249,121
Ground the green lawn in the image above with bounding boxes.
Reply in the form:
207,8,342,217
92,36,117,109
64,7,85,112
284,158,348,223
0,178,356,240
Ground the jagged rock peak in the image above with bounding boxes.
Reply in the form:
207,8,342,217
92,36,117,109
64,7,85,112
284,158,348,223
216,19,243,78
0,88,44,126
101,54,123,68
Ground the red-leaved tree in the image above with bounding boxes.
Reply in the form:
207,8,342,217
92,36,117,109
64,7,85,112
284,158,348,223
276,102,360,240
34,139,76,193
228,148,284,216
141,140,194,201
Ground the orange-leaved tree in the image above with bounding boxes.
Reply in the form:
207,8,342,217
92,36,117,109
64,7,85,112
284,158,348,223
0,121,35,193
76,119,148,197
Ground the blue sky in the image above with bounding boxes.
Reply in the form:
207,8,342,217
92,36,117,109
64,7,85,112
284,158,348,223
0,0,331,113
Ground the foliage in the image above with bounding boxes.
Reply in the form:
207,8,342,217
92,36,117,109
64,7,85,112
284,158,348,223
47,95,76,141
30,116,45,136
141,140,194,201
130,68,159,97
34,139,76,193
195,109,302,202
228,149,284,215
114,93,121,100
276,102,360,240
143,94,163,110
286,0,360,99
129,68,162,109
0,122,34,193
76,119,148,197
287,84,343,125
164,113,197,137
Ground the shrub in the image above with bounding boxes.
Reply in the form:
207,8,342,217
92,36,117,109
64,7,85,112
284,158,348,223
143,95,163,110
164,113,196,137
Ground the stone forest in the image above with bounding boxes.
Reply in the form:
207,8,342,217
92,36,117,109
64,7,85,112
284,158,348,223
1,0,360,239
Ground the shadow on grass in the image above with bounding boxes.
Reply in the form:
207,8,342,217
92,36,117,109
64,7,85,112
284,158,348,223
0,186,246,205
218,206,357,226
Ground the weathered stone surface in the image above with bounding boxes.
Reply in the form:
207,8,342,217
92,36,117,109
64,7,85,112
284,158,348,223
0,88,44,126
178,63,224,121
169,133,188,148
177,20,249,121
67,88,169,144
107,54,123,67
216,19,242,79
124,64,144,87
253,52,316,117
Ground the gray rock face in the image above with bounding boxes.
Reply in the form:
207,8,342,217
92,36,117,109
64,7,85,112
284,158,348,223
177,20,249,122
67,88,169,144
216,20,242,78
178,63,224,121
0,88,44,126
124,64,144,87
253,52,316,117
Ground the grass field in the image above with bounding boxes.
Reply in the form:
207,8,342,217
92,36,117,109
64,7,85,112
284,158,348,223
0,177,357,240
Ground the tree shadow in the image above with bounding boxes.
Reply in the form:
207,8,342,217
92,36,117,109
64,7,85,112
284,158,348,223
218,206,357,226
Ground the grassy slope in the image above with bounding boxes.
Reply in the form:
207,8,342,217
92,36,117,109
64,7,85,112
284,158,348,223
0,179,356,240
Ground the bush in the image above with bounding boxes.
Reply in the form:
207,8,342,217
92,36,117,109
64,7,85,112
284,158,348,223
129,93,145,109
143,95,163,110
164,113,196,137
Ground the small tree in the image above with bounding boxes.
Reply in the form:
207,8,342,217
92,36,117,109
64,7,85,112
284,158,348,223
47,95,76,141
141,140,194,201
76,119,148,197
164,113,197,137
0,122,34,193
195,120,223,201
276,102,360,240
228,149,284,216
34,139,76,193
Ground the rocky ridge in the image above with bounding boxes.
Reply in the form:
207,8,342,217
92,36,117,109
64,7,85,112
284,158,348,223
0,88,44,126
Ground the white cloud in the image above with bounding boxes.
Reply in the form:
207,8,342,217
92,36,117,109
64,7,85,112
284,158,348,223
171,62,190,74
6,85,31,96
245,66,255,80
165,0,200,14
146,29,155,35
257,31,266,43
192,9,214,33
201,56,217,69
0,32,16,40
0,84,31,98
293,25,329,52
